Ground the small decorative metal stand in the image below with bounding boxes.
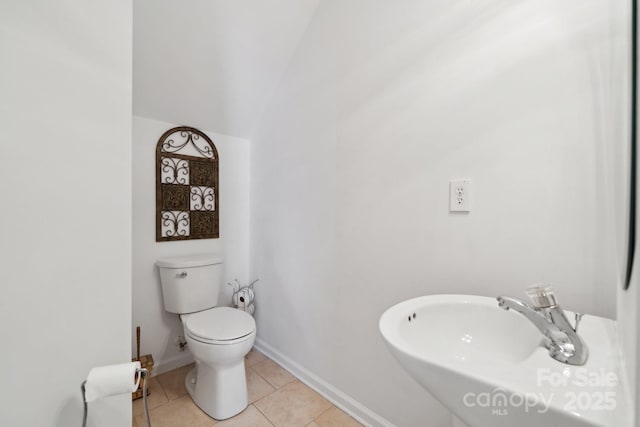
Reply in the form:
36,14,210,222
156,126,219,241
132,326,154,401
228,279,258,315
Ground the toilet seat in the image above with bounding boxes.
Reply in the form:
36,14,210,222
184,307,255,345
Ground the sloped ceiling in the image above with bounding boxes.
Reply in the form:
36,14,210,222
133,0,319,138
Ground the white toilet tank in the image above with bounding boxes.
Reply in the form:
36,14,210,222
156,254,223,314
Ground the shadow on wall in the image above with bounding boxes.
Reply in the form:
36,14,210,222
55,397,80,427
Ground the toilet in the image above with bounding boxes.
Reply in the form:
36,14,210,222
156,254,256,420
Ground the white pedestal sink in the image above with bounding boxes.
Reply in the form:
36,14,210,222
379,295,631,427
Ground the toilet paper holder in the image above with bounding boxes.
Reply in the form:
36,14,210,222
81,367,151,427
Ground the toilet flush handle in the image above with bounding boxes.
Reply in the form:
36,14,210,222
176,271,188,279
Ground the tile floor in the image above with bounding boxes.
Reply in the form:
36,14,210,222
133,348,363,427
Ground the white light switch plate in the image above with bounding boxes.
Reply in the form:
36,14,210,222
449,180,471,212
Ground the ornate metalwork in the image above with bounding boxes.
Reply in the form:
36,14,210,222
190,186,215,211
191,211,216,235
161,211,190,237
160,157,189,184
160,129,214,158
156,126,219,241
190,160,216,186
162,185,190,210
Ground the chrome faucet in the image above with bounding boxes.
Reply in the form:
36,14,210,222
497,285,588,365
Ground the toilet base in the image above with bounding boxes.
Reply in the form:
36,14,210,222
185,361,248,420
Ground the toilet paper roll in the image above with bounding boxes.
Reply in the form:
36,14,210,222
84,361,141,402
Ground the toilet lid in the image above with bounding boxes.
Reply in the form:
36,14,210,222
184,307,255,342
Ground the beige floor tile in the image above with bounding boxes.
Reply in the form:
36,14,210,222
254,380,332,427
252,359,296,389
215,405,273,427
314,406,362,427
133,395,216,427
245,348,268,367
133,377,169,416
247,367,276,403
156,363,195,400
305,423,319,427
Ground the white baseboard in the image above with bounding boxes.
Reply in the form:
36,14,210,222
151,352,194,376
253,338,395,427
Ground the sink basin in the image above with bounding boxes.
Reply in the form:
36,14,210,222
379,295,631,427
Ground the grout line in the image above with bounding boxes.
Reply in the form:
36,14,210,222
252,402,277,427
154,376,170,403
252,383,276,407
314,404,335,422
250,359,295,390
250,362,278,388
254,339,387,427
135,371,180,418
248,372,278,405
144,352,331,426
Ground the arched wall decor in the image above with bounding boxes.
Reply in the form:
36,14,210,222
156,126,219,241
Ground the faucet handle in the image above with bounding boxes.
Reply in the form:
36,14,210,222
574,313,583,332
526,285,558,308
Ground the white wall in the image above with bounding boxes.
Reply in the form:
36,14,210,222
133,0,320,138
0,1,132,426
616,0,640,424
132,116,250,373
250,1,625,426
619,260,640,426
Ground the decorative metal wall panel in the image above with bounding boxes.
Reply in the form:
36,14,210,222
156,127,219,241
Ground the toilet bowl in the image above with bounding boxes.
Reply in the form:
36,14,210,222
156,255,256,420
181,307,256,419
